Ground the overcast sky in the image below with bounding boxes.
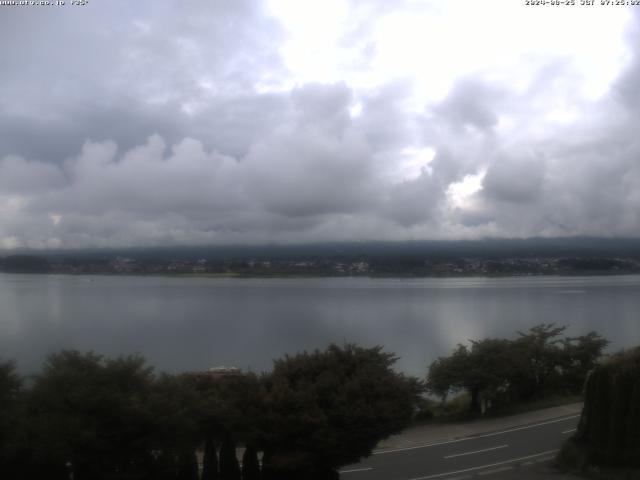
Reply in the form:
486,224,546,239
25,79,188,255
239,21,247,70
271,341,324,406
0,0,639,249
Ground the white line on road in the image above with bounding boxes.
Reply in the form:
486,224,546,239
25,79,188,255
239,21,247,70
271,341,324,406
444,444,508,459
477,466,514,476
373,415,579,455
562,428,577,434
407,449,559,480
339,467,373,474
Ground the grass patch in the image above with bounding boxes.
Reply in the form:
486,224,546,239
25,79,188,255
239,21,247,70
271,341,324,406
413,394,583,425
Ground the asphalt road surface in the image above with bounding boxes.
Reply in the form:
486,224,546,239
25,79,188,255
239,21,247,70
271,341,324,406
339,414,580,480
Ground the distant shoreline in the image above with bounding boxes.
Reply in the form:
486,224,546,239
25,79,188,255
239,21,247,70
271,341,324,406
2,270,640,279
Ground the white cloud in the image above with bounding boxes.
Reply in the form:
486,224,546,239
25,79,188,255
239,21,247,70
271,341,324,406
0,2,639,247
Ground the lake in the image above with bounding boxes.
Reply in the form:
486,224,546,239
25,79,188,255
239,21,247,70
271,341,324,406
1,274,639,377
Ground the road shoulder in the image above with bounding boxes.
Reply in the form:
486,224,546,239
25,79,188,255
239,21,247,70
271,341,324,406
375,403,583,453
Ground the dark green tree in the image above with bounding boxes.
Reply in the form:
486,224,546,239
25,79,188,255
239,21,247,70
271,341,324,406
201,435,219,480
259,344,422,479
23,351,156,480
219,436,241,480
242,445,261,480
426,345,467,403
427,340,518,413
177,448,199,480
568,347,640,469
513,324,567,399
0,360,22,480
561,331,609,393
427,325,608,413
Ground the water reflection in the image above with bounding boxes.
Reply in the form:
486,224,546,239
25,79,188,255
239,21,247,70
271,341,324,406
1,274,639,376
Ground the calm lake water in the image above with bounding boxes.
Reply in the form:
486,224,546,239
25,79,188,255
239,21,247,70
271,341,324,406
1,274,640,377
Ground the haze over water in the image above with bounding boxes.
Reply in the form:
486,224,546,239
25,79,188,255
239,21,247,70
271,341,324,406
2,274,639,377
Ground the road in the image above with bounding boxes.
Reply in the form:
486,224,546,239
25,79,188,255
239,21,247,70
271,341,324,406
339,414,580,480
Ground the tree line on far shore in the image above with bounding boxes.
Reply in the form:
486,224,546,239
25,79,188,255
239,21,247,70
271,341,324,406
0,324,609,480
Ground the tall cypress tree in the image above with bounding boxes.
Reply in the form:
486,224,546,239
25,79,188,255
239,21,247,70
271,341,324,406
575,347,640,468
201,436,219,480
241,446,261,480
219,437,241,480
177,448,199,480
156,450,178,480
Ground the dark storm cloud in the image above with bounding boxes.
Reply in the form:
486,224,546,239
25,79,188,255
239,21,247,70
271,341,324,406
0,0,286,161
482,154,545,204
432,78,500,131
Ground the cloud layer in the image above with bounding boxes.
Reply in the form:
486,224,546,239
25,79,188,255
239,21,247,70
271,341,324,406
0,1,639,248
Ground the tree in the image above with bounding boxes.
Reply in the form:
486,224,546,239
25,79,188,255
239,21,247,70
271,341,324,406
568,347,640,469
426,345,467,403
561,332,609,393
242,445,261,480
147,373,204,478
259,344,422,479
201,435,219,480
427,325,609,413
0,360,22,480
219,436,241,480
513,324,568,399
24,351,156,480
427,340,518,413
177,448,199,480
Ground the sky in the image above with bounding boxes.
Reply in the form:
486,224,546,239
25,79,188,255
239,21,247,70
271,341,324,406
1,0,639,249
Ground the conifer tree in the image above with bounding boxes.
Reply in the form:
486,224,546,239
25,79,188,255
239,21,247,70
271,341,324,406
219,436,241,480
201,435,219,480
241,445,261,480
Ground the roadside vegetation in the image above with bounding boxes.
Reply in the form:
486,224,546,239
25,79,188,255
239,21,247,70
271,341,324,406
0,325,611,479
558,346,640,480
0,344,421,480
423,324,608,418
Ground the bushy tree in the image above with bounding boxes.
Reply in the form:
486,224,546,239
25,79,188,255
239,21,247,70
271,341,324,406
0,360,22,479
427,325,609,413
513,324,568,399
561,332,609,393
259,344,422,479
23,351,156,480
427,340,517,412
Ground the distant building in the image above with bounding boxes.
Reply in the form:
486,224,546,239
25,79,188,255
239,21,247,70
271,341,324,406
186,366,243,382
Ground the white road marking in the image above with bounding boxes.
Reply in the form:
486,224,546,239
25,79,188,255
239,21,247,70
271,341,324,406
339,467,373,474
373,415,579,455
407,449,559,480
444,444,508,459
534,456,555,463
477,466,514,475
562,428,577,434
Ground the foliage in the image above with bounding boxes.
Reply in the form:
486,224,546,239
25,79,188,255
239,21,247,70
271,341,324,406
242,445,261,480
201,435,219,480
0,360,22,479
2,342,421,479
259,343,423,478
574,347,640,468
21,351,156,480
427,324,608,413
219,436,241,480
